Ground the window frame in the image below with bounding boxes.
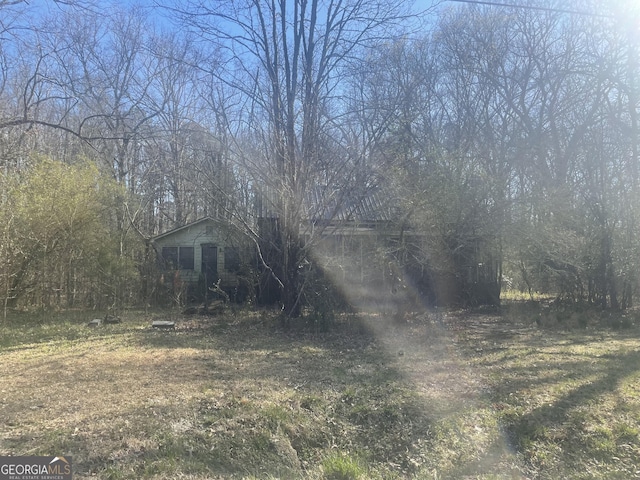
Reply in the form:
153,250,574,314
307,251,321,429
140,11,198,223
161,246,179,269
178,246,194,270
161,245,195,270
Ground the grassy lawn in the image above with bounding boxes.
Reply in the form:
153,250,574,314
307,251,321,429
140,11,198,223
1,307,639,479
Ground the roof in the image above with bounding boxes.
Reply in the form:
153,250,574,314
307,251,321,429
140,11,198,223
154,185,395,242
151,217,223,242
254,181,393,224
307,185,392,223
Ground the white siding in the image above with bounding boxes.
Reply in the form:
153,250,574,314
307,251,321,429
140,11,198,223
153,219,251,286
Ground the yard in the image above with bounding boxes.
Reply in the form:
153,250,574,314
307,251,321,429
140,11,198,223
1,307,639,479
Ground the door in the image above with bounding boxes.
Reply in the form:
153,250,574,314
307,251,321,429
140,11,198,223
201,244,218,288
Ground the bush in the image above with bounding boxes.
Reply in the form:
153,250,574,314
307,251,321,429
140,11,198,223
322,452,366,480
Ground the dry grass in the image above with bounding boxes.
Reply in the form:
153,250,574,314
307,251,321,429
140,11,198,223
0,307,639,479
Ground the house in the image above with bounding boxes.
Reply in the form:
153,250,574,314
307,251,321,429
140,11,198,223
151,217,254,302
298,186,500,308
152,190,499,309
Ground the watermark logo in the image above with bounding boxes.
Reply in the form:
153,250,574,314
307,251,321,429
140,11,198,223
0,456,72,480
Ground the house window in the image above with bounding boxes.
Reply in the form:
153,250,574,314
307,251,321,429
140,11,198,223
161,247,178,268
162,246,194,270
224,247,241,272
179,246,194,270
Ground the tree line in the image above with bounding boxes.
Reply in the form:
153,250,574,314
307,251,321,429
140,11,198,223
1,0,638,319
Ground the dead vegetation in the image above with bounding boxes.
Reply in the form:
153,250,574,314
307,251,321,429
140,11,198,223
0,307,639,479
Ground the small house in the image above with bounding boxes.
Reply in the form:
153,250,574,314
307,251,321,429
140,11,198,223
151,217,254,301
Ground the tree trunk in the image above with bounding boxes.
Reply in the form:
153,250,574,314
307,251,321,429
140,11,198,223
279,225,303,326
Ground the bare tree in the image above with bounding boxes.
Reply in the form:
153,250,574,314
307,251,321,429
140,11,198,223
143,31,202,227
170,0,411,321
0,1,106,140
429,2,640,307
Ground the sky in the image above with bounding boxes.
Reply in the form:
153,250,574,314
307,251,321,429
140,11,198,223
13,0,640,45
106,0,639,31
